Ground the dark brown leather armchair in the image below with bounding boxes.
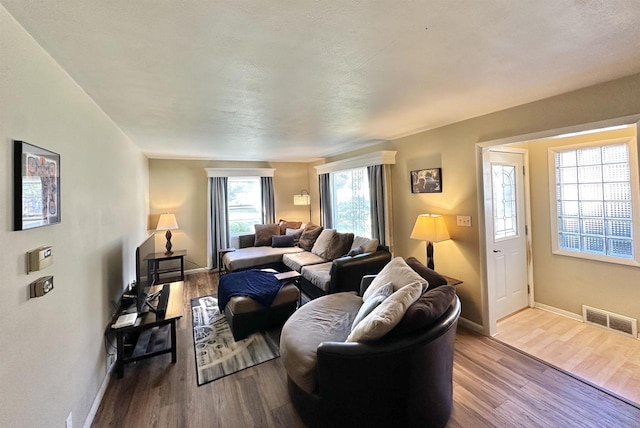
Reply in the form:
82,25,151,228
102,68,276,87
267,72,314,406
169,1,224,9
287,295,461,428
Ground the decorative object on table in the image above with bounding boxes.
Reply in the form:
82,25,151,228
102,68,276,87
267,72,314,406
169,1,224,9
293,189,311,222
191,295,280,386
410,168,442,193
13,140,61,231
410,214,450,269
156,213,179,255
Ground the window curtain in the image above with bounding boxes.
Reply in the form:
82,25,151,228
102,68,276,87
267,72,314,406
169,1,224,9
261,176,275,224
319,173,333,228
367,164,393,249
210,177,229,270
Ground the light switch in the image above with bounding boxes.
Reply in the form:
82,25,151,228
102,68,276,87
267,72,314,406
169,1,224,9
27,246,53,273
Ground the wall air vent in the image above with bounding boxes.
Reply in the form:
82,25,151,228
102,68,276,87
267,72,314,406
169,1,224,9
582,305,637,338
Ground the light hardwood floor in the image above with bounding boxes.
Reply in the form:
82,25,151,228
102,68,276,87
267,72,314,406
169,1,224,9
495,307,640,405
92,273,640,427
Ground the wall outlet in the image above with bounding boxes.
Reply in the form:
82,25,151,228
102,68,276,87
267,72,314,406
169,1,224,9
457,216,472,227
65,412,72,428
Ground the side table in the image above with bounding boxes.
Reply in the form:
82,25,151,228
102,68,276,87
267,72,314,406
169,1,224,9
145,250,186,285
218,248,235,275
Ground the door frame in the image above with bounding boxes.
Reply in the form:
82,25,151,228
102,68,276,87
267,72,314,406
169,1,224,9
475,114,640,336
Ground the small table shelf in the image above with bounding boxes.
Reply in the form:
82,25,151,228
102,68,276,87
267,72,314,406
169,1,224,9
112,281,184,378
145,250,186,285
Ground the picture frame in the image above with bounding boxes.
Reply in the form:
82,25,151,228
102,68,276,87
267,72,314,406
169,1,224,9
410,168,442,194
13,140,61,230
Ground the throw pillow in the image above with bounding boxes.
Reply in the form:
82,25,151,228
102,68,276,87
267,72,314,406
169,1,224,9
311,229,336,258
285,227,304,243
272,234,295,248
391,285,456,335
362,257,428,301
254,223,281,247
405,257,448,289
323,232,355,260
351,282,394,331
279,219,303,235
298,224,324,251
346,280,423,342
351,236,379,253
347,246,364,257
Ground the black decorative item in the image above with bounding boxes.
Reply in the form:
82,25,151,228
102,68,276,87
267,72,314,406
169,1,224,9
13,141,61,230
410,168,442,193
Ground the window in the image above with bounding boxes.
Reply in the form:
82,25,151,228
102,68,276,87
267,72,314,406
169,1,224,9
227,177,262,236
330,167,371,237
549,137,640,266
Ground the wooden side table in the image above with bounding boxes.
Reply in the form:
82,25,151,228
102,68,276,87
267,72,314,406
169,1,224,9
218,248,235,275
145,250,186,285
443,275,463,287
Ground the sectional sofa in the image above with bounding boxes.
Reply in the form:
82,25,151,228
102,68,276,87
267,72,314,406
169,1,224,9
222,222,391,299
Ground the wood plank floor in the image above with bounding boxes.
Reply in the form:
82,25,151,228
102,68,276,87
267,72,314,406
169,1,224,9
495,307,640,406
92,273,640,427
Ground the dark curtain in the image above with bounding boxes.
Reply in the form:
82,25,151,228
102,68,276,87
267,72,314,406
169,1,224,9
210,177,229,269
261,176,275,224
319,173,333,227
367,164,386,245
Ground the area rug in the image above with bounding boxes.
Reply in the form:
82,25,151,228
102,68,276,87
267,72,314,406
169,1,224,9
191,295,280,386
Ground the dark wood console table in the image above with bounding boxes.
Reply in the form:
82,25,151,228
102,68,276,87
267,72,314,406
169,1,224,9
146,250,186,285
113,281,184,378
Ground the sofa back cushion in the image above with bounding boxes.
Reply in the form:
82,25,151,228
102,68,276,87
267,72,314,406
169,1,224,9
362,257,428,301
351,236,379,253
311,229,336,258
391,285,456,335
405,257,448,289
279,219,303,235
298,224,324,251
272,234,295,247
323,232,354,261
254,223,281,246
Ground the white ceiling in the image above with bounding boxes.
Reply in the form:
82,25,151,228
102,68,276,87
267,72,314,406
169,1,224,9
3,1,640,162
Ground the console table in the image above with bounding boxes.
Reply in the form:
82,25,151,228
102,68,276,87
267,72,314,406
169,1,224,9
113,281,184,378
146,250,186,285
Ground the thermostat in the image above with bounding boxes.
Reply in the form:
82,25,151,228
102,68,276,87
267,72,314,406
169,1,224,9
30,275,54,298
27,246,53,273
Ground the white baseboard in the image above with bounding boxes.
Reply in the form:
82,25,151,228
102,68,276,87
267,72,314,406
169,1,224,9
83,360,115,428
534,302,582,321
185,267,210,276
459,316,484,334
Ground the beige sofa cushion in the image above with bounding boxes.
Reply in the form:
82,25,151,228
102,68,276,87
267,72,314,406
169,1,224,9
223,246,304,271
362,257,428,301
280,292,362,393
282,251,326,272
351,236,379,253
311,229,336,258
301,262,332,293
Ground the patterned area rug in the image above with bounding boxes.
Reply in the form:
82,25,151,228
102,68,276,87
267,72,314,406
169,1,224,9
191,295,280,386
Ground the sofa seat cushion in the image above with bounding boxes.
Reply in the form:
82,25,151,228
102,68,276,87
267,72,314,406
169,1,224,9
283,251,327,272
301,262,333,293
223,246,304,271
280,292,362,394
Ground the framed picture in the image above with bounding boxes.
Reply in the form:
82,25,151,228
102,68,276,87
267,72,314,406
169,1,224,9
410,168,442,194
13,140,61,230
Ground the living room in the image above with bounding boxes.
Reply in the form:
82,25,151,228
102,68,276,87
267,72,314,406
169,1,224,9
2,2,640,427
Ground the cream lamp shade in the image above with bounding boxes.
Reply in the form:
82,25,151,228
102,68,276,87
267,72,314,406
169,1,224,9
156,213,179,255
293,190,311,221
410,214,450,269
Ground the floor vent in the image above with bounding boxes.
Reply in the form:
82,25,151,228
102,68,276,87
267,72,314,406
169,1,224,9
582,305,637,338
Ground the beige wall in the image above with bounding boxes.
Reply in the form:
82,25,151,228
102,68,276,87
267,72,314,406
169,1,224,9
0,5,148,427
520,126,640,321
325,72,640,325
148,159,310,269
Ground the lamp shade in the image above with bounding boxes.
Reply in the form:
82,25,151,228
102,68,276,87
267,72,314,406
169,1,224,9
410,214,449,243
293,191,311,206
156,213,179,231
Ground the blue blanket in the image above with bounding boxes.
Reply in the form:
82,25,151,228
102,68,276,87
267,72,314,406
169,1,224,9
218,270,286,312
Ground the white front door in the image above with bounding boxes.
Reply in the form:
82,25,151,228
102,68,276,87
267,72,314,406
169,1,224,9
486,150,529,320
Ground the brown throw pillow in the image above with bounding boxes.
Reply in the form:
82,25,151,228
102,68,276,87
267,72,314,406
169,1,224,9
254,223,281,246
405,257,448,289
323,232,355,260
391,285,456,335
279,219,303,235
298,224,324,251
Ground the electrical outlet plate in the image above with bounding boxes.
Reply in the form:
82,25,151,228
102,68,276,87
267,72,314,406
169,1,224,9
457,216,472,227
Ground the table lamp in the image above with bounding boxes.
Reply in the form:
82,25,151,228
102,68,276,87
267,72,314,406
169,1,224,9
410,214,450,269
157,213,179,255
293,189,311,222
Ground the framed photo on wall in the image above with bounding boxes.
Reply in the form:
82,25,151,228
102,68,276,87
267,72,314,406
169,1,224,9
411,168,442,194
13,140,61,230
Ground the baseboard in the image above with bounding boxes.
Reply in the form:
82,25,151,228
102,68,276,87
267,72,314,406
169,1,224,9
459,316,484,334
534,302,582,321
185,267,210,276
83,361,115,428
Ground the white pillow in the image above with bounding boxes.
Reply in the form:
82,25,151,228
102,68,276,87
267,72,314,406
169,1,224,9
346,281,423,342
351,236,379,253
362,257,427,301
311,229,336,258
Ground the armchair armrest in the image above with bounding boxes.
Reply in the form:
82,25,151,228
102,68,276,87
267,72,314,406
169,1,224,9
359,275,376,296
